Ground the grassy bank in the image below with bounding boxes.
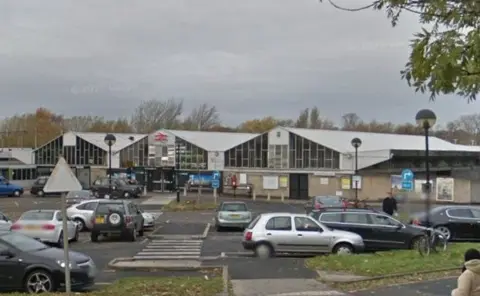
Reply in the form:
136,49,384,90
306,243,478,276
8,276,224,296
163,200,218,212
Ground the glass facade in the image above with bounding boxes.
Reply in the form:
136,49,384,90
224,134,269,168
288,133,340,169
154,138,208,170
119,136,149,167
34,135,106,166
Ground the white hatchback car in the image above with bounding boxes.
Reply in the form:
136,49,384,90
242,213,365,258
11,210,79,247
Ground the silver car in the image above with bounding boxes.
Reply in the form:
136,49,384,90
66,190,95,206
67,200,101,231
10,210,79,247
242,213,365,258
215,201,252,231
0,211,12,231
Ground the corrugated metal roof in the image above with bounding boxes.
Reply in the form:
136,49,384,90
74,132,148,153
167,130,259,152
284,127,474,153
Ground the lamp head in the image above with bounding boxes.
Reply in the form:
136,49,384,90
351,137,362,149
415,109,436,129
104,133,116,147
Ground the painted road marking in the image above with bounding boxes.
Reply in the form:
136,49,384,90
133,239,203,260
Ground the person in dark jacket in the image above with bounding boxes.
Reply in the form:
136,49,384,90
382,192,398,216
462,249,480,273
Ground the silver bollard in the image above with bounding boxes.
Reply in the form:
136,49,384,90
183,187,187,196
267,192,271,201
252,191,256,201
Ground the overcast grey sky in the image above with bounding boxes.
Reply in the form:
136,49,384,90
0,0,477,126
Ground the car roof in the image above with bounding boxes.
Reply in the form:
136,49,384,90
221,201,247,205
319,208,376,213
97,199,127,204
24,209,57,213
259,212,309,218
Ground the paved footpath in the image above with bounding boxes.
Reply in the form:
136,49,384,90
231,278,347,296
351,278,456,296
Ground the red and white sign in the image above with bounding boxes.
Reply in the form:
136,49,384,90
154,132,168,142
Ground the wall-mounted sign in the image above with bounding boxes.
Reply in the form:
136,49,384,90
154,132,168,142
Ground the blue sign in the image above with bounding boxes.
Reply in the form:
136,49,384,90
212,179,220,189
401,169,414,181
401,181,413,191
212,170,220,180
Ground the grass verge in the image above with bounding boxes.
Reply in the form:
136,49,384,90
326,270,459,292
305,243,477,276
8,276,224,296
163,200,218,212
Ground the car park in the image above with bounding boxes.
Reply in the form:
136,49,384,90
10,210,79,247
0,176,24,197
242,212,364,258
67,200,101,231
90,200,144,242
215,201,252,231
66,190,96,206
90,177,139,199
409,205,480,241
304,196,348,214
312,208,425,251
30,176,89,197
0,231,96,293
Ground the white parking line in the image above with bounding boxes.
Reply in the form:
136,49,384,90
140,238,148,244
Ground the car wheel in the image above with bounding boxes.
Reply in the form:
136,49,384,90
13,190,21,197
72,228,79,242
74,218,86,232
435,225,451,240
123,191,130,198
138,226,144,237
215,225,222,232
24,269,54,293
90,231,99,242
255,244,272,259
333,243,354,255
37,190,44,197
57,232,64,248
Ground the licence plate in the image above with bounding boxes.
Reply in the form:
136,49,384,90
230,214,241,218
25,225,40,230
95,217,105,224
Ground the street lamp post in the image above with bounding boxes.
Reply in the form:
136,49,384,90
104,134,116,196
175,141,181,203
415,109,437,227
351,137,362,208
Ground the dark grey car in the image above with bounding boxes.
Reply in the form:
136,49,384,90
90,200,144,242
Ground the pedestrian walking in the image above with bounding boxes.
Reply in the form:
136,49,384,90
452,248,480,296
382,192,397,216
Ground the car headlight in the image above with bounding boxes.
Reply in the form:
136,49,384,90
56,260,77,269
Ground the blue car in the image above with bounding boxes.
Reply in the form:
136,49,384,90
0,177,24,197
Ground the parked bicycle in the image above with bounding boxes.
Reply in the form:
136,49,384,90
417,227,448,256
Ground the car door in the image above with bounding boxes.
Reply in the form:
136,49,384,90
465,208,480,240
0,179,7,195
368,213,407,250
339,213,376,248
292,216,329,253
445,208,476,240
264,216,294,252
0,242,24,289
56,212,75,239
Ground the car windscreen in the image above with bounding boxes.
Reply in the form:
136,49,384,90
315,196,342,206
1,232,49,252
221,203,247,212
19,211,54,221
95,203,125,214
66,191,90,199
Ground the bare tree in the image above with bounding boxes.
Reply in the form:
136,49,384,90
295,108,309,128
63,116,99,132
309,107,321,128
130,98,183,133
182,103,220,130
341,113,362,131
451,114,480,144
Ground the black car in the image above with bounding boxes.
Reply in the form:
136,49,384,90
0,231,95,293
30,176,89,197
409,206,480,241
90,200,144,242
311,209,425,251
90,178,139,199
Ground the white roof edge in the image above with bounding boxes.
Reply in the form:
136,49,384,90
113,135,149,154
33,131,75,152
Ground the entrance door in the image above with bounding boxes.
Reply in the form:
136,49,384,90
289,174,309,200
